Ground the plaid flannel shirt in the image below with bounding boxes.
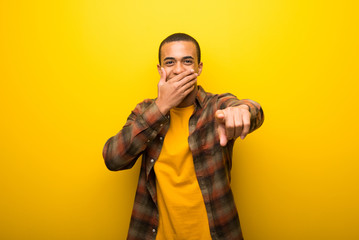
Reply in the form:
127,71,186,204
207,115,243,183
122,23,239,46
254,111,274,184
102,85,264,240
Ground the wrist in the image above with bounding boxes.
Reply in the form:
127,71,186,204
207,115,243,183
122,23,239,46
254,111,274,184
155,99,171,115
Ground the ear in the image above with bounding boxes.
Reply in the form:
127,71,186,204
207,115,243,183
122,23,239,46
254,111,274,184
197,62,203,76
157,64,162,76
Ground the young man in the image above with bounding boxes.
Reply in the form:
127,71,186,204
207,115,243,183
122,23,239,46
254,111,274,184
102,33,264,240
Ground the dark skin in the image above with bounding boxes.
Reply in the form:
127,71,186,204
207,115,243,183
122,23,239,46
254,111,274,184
155,41,251,146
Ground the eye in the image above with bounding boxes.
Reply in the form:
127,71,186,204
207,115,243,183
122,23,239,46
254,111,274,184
184,59,193,64
165,61,174,66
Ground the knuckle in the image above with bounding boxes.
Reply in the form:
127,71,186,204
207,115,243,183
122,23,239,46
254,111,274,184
241,108,249,114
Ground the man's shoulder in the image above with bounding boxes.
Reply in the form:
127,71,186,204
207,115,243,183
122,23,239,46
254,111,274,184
133,98,156,107
123,98,156,117
198,85,238,105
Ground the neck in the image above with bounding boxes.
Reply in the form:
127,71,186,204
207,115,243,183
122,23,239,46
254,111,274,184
176,85,197,108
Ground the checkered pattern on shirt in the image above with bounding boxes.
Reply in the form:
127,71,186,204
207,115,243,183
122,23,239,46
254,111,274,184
103,85,264,240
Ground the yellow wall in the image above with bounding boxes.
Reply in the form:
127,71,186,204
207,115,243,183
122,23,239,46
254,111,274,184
1,0,358,239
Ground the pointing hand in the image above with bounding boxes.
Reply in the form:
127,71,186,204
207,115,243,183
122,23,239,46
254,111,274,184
215,105,251,146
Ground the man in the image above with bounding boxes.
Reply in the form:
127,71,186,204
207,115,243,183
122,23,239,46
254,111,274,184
102,33,264,240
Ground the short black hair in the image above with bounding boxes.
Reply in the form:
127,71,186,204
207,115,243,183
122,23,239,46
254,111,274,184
158,33,201,64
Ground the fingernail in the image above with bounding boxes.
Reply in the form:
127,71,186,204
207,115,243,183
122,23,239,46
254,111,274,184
190,69,194,73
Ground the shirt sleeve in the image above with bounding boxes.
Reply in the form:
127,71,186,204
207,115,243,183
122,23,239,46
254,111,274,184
102,99,169,171
217,93,264,134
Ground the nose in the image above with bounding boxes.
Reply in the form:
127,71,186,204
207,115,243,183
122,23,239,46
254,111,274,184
173,62,185,75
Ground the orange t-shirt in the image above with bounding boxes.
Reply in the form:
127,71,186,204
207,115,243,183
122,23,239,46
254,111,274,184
154,105,212,240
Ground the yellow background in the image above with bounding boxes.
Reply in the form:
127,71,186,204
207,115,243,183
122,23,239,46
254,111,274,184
1,0,358,239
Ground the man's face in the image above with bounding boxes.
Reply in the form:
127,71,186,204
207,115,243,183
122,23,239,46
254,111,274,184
157,41,203,81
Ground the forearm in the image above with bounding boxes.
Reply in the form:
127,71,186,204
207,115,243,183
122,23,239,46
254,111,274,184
237,99,264,133
102,100,168,171
102,130,145,171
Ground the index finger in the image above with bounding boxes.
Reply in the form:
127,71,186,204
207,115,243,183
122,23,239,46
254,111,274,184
159,67,166,84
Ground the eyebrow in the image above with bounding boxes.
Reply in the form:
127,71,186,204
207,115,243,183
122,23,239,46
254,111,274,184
163,56,194,61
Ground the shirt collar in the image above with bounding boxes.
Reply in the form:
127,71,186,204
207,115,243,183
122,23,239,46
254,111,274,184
195,85,206,109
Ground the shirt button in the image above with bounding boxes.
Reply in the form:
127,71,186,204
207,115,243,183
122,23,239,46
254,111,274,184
150,159,154,163
160,124,163,127
147,139,150,143
159,137,163,141
152,228,156,233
